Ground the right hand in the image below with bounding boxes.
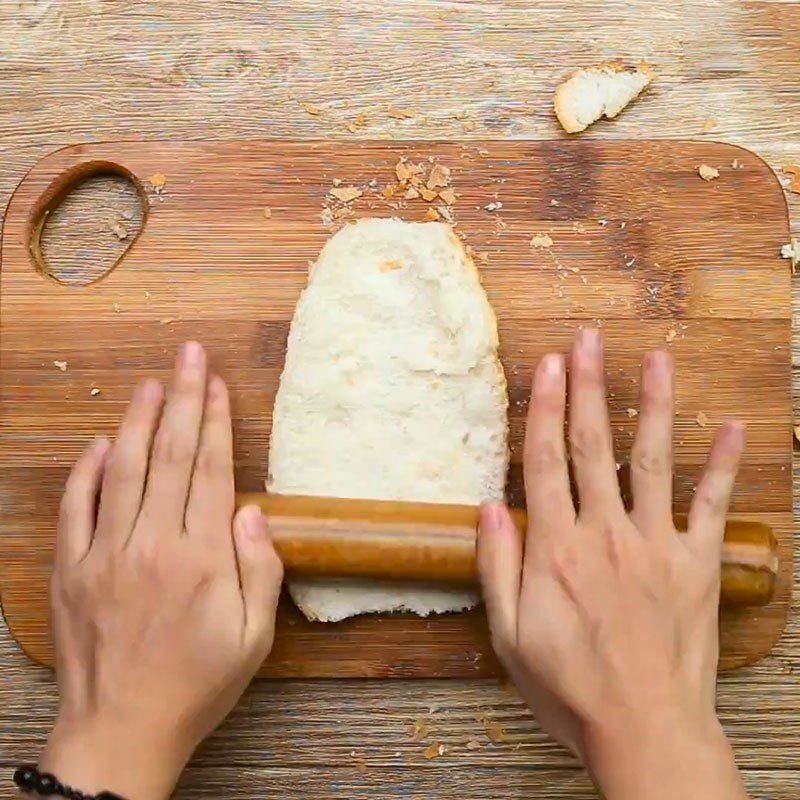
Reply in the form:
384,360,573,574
478,328,750,800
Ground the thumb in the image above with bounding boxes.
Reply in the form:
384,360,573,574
477,501,522,658
233,505,284,651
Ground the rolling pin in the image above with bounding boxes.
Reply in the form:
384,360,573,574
236,493,779,607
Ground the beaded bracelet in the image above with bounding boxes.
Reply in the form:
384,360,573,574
14,765,126,800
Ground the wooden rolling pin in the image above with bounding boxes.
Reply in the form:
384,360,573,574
236,493,779,607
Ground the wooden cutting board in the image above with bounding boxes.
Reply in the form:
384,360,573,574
0,140,792,677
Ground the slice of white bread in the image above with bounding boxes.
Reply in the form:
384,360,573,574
268,217,509,622
554,62,655,134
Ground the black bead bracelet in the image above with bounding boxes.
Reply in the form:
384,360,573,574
14,765,126,800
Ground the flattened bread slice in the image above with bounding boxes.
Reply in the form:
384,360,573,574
554,62,655,133
268,217,508,622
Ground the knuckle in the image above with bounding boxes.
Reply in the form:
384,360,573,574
526,439,567,475
104,446,144,484
696,488,727,517
153,429,195,466
631,446,671,477
569,425,607,461
193,446,229,479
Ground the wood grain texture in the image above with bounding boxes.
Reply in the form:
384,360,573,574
0,0,799,796
0,139,791,678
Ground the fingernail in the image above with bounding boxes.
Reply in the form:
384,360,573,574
542,353,564,378
480,501,503,531
240,505,264,537
180,341,203,367
140,378,162,403
208,374,226,400
93,437,111,456
580,327,601,355
647,350,669,374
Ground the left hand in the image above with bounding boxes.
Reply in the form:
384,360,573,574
41,342,283,800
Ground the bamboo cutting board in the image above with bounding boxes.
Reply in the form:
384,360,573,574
0,140,792,677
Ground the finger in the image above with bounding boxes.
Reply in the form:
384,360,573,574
524,353,574,541
477,501,522,657
56,438,111,567
630,351,675,534
687,421,746,557
233,505,284,652
94,378,164,549
185,375,235,549
139,342,208,536
568,328,623,518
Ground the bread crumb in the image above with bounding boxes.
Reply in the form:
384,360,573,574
262,207,272,219
696,411,708,427
379,259,404,272
485,201,503,212
110,220,128,240
466,739,482,750
382,184,398,200
554,62,655,133
420,187,438,202
698,164,720,181
90,387,101,397
405,186,420,200
437,205,455,224
485,720,506,743
550,198,560,206
427,164,451,190
665,328,677,343
320,207,334,225
302,102,322,115
53,360,67,371
781,239,799,272
731,159,743,169
149,173,167,194
530,233,553,249
410,717,429,741
329,186,362,202
782,165,800,194
438,188,456,205
425,207,441,221
424,742,445,759
626,407,638,418
475,251,489,264
478,148,490,157
388,106,415,119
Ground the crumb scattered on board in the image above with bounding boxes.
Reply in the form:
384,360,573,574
626,408,638,418
329,186,363,203
484,201,503,212
53,360,67,371
388,106,415,120
424,742,445,760
409,717,429,742
782,165,800,194
263,207,272,219
485,720,506,743
149,173,166,194
110,220,128,240
698,164,720,181
466,739,482,750
665,328,677,343
90,387,101,397
781,239,799,272
302,102,322,116
530,233,554,249
696,411,708,428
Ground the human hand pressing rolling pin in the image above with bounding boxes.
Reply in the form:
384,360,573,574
478,327,750,800
33,342,283,800
20,332,750,800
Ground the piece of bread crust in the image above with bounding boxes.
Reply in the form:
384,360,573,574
554,61,655,134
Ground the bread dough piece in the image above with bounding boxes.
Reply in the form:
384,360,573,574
554,62,655,133
268,217,508,622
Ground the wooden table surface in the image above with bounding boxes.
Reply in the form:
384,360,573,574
0,1,798,797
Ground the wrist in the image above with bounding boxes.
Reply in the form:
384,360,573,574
39,714,191,800
584,707,748,800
